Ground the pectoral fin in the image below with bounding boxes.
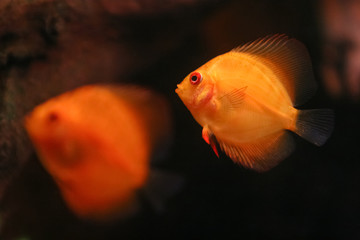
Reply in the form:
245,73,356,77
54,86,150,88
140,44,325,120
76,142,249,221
219,86,247,109
202,126,220,157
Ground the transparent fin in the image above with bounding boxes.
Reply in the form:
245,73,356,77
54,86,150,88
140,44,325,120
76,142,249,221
142,169,184,212
218,86,247,109
232,34,317,106
218,131,295,172
295,109,334,146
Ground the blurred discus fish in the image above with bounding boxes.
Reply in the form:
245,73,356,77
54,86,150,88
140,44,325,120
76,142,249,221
176,34,334,172
24,84,178,221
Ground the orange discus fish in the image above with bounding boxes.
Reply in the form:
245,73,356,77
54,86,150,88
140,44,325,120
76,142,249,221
24,84,173,220
176,34,334,172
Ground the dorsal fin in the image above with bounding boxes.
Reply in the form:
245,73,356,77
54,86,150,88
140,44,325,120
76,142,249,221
231,34,317,107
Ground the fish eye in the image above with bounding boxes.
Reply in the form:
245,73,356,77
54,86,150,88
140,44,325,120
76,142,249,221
189,72,202,85
47,112,59,123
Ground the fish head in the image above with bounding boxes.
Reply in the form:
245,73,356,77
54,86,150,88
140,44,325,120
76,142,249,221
175,70,215,110
24,103,85,172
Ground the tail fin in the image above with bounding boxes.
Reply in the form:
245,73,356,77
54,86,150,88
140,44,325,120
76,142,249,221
294,109,334,146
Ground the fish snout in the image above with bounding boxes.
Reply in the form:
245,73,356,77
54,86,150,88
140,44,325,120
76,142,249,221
175,84,182,95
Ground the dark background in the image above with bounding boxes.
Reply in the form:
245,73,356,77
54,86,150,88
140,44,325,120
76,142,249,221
1,0,360,239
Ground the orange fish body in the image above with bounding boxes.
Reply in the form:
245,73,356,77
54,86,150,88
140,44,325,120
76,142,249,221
24,84,171,220
176,34,334,172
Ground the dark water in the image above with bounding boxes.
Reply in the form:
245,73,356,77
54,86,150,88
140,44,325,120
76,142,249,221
1,0,360,239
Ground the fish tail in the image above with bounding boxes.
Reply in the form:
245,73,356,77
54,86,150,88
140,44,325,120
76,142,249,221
294,109,334,146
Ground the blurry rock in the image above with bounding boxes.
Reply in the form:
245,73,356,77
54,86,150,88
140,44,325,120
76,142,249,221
0,0,219,238
319,0,360,102
0,0,218,191
67,0,213,16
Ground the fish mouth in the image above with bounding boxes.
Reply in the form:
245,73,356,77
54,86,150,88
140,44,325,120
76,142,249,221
175,84,182,95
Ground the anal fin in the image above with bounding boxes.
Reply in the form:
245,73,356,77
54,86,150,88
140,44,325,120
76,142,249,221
218,131,295,172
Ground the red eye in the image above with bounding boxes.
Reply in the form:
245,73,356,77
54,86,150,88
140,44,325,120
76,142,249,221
189,72,202,85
